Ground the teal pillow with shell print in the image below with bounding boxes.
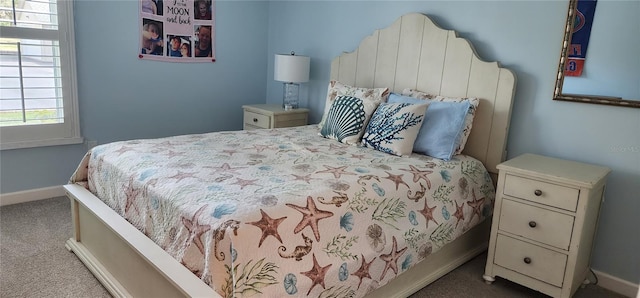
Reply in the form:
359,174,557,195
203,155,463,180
320,95,371,145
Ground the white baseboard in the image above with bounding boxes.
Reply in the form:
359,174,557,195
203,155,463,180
0,185,65,207
593,269,639,298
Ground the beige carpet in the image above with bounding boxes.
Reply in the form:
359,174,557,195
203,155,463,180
0,197,626,298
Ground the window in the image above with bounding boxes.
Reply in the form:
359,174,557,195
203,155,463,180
0,0,81,150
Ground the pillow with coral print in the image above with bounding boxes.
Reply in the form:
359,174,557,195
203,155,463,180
361,102,428,157
401,88,479,155
318,81,390,129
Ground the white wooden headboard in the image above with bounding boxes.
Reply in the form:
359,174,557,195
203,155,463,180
329,13,516,174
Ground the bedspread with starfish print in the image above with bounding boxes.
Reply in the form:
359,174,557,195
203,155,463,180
69,125,495,298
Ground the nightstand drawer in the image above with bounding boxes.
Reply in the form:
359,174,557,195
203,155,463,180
273,113,308,128
494,234,567,287
498,199,574,250
244,111,270,129
242,104,309,130
503,174,579,211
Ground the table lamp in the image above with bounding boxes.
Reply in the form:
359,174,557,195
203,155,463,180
274,52,310,110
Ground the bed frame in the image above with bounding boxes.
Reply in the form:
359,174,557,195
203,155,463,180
65,13,515,297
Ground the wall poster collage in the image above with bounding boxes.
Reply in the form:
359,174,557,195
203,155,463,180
139,0,215,62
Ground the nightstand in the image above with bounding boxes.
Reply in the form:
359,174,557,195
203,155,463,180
242,104,309,130
483,153,610,298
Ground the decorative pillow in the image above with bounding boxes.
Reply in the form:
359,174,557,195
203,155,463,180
401,89,479,155
318,81,390,128
388,93,470,160
362,102,428,157
320,95,380,145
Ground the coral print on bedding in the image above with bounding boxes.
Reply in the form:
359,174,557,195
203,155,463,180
70,125,495,298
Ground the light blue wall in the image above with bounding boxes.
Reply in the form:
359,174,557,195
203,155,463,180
0,0,638,286
0,0,270,193
75,0,269,142
265,0,639,285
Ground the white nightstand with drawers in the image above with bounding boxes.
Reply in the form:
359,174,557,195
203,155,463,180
483,153,610,298
242,104,309,130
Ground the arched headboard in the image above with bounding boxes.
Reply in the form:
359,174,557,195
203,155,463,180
329,13,516,175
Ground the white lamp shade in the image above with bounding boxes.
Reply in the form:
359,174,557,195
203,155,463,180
274,54,310,83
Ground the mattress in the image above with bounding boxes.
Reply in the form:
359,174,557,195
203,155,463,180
69,125,495,297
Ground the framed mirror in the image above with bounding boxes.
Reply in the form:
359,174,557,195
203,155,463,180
554,0,640,108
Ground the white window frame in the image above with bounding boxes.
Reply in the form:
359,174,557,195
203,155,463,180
0,0,82,150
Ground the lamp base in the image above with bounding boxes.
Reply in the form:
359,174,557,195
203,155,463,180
282,82,299,110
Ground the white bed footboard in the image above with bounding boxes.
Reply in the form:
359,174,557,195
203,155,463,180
64,184,219,298
65,183,490,298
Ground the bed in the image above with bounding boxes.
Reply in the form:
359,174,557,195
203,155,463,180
64,12,516,298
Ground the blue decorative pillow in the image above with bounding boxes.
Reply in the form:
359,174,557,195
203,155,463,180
320,95,369,145
401,89,479,155
388,93,470,160
361,102,428,157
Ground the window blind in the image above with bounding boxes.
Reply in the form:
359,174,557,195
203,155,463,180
0,0,81,149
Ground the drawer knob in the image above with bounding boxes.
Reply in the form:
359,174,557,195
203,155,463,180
523,257,532,264
534,189,542,196
528,221,537,228
253,118,258,122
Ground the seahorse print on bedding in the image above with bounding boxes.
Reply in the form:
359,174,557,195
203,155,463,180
278,233,313,261
318,191,349,207
407,183,427,202
212,219,240,261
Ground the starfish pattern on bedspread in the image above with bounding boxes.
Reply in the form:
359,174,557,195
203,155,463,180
378,236,407,281
231,178,259,190
291,174,317,184
124,178,141,214
114,145,135,155
204,163,246,175
467,190,485,224
301,253,332,295
400,165,433,189
316,165,356,179
246,209,287,247
286,196,334,241
167,171,197,182
352,254,376,289
181,205,211,255
383,171,409,190
418,199,438,229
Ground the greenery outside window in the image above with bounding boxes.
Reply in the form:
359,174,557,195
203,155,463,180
0,0,81,150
